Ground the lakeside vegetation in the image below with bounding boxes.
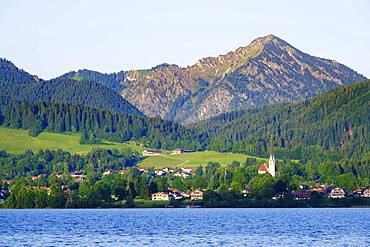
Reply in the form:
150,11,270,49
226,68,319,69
0,146,369,209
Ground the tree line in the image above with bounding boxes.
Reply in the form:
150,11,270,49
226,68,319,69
0,100,202,150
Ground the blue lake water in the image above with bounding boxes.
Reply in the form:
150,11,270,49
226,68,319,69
0,208,369,246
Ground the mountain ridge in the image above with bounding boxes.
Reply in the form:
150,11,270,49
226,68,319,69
0,59,142,116
119,34,365,123
3,35,367,124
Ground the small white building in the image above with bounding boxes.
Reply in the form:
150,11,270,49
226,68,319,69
142,150,162,156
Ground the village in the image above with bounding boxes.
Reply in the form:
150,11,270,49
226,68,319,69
1,149,370,206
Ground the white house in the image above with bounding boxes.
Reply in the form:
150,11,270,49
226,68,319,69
151,192,173,201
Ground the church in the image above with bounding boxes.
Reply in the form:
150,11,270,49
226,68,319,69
258,153,276,177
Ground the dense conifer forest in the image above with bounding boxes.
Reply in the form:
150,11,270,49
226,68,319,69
0,101,201,150
192,79,370,161
0,59,141,115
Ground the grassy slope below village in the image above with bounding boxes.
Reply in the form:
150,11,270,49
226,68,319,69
0,127,265,168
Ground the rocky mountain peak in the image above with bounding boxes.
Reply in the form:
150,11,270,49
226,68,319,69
55,35,366,124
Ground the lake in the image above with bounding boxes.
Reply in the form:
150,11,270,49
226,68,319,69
1,208,369,246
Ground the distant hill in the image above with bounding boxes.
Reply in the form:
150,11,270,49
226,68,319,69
0,60,142,116
59,69,125,92
0,58,39,84
192,79,370,160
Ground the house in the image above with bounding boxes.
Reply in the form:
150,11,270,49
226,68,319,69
3,180,13,185
299,184,309,191
257,153,276,177
151,192,173,201
242,189,250,197
181,167,193,175
142,150,162,156
139,168,148,173
167,188,184,199
31,175,42,181
292,192,311,200
191,189,204,200
162,167,174,174
272,193,285,200
72,175,86,183
71,170,82,176
330,187,345,198
172,148,184,155
119,169,129,175
0,189,9,202
309,184,327,194
362,188,370,198
155,170,165,176
172,148,194,155
351,188,363,197
103,169,116,176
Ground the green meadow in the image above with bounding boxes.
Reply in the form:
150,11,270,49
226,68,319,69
139,151,266,168
0,127,144,154
0,127,266,168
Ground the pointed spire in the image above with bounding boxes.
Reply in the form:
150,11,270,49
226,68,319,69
270,134,273,155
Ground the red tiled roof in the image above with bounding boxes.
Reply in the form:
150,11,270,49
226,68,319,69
258,163,269,172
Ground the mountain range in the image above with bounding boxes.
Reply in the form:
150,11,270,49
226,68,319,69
62,34,366,124
0,34,366,125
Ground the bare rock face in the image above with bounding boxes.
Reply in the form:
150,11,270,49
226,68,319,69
120,35,365,124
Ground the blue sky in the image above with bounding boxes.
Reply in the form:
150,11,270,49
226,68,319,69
0,0,369,79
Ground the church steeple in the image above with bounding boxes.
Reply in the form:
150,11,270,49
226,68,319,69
268,134,276,177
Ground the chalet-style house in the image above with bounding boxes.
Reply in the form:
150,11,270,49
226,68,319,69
329,187,346,198
142,150,162,156
190,189,205,200
363,188,370,198
151,192,173,201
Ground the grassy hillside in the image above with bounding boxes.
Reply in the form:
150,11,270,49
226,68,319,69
0,127,144,154
139,151,266,168
0,127,263,168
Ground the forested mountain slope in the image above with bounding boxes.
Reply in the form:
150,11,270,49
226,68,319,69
0,59,142,116
192,79,370,160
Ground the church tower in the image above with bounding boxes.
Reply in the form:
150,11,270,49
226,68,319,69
268,135,276,177
269,154,276,177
